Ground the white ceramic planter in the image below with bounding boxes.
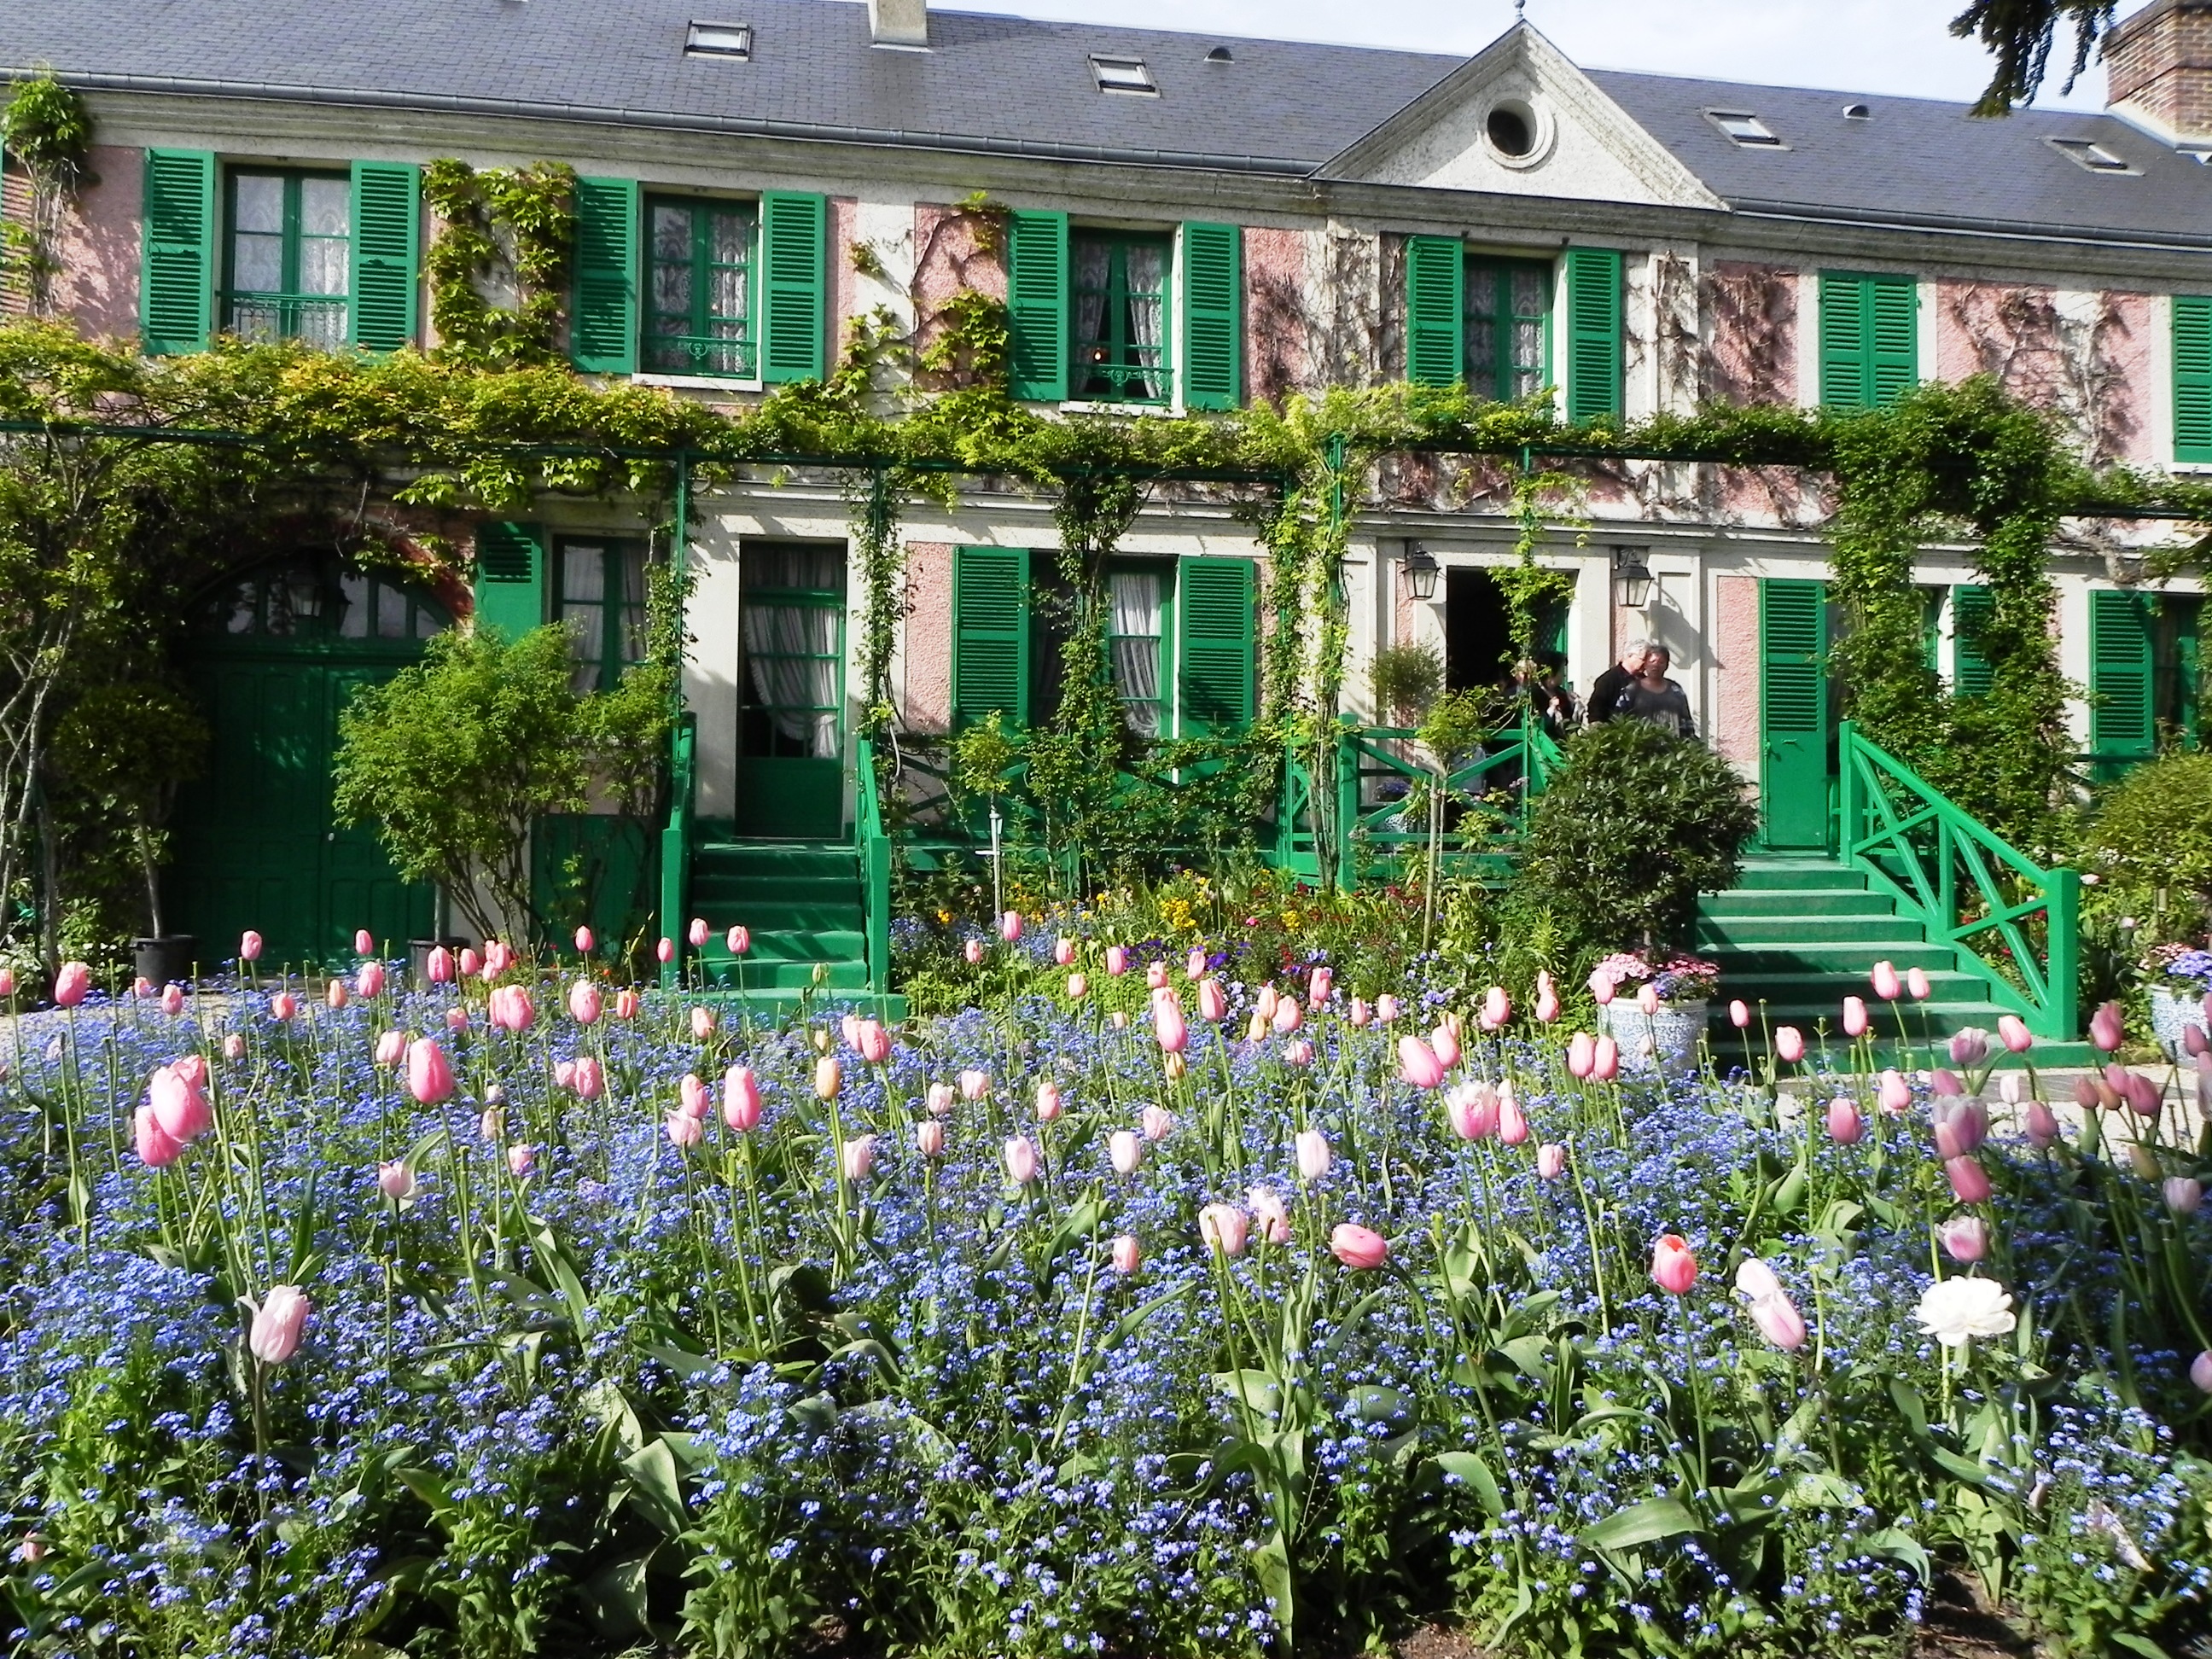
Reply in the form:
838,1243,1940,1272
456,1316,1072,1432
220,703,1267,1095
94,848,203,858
1600,998,1709,1077
2148,984,2211,1062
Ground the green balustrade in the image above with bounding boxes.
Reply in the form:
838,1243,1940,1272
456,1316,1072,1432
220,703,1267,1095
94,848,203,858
656,712,696,990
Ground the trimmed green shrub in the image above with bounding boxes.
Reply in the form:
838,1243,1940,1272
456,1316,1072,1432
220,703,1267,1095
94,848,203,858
2083,753,2212,945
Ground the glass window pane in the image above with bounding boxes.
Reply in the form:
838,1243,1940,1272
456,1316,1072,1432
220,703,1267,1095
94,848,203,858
337,573,369,637
300,177,350,237
375,582,409,638
651,202,692,264
413,604,440,641
743,544,843,594
233,175,284,235
618,546,649,606
1124,243,1165,295
298,235,348,297
563,544,608,604
231,233,283,294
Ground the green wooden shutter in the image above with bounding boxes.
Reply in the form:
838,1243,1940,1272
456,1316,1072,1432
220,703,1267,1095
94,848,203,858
1007,210,1069,402
1951,584,1994,696
1759,579,1831,849
1820,272,1918,409
2091,590,2156,777
1563,247,1623,422
1177,556,1255,737
570,178,639,375
348,160,422,354
474,521,546,643
1869,275,1918,406
760,189,826,384
1180,222,1242,410
952,548,1030,729
140,148,216,356
1818,274,1867,409
1405,235,1463,388
2174,295,2212,463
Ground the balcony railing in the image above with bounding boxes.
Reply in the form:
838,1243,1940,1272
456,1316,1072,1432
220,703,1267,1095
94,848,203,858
1069,357,1173,405
222,294,349,350
645,335,759,380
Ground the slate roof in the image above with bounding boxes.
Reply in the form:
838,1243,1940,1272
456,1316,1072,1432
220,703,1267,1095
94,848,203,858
7,0,2212,242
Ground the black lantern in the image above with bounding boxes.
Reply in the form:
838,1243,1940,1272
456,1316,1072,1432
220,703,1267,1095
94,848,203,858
1401,544,1441,602
1611,547,1653,611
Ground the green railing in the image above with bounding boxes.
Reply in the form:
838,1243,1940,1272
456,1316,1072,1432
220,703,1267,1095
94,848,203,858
1336,711,1566,886
657,713,696,991
1837,720,2080,1041
856,735,893,994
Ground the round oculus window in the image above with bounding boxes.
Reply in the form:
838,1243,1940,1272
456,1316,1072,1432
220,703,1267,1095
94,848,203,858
1487,103,1535,158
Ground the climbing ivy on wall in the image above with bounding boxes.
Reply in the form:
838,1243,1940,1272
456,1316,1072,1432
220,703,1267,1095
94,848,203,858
422,160,577,369
1,73,92,319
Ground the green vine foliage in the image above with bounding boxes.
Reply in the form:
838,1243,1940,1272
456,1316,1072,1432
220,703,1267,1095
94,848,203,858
422,160,577,370
1,74,91,178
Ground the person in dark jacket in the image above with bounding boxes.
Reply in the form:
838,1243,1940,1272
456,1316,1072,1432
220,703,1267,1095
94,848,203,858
1588,640,1655,725
1616,647,1698,739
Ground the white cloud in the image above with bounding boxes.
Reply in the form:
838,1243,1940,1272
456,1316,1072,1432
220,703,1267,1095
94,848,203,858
943,0,2146,110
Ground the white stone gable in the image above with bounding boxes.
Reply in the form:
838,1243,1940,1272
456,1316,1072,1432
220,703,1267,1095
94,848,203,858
1316,22,1723,210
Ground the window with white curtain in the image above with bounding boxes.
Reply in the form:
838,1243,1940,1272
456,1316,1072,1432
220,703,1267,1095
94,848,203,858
739,544,846,760
1072,231,1170,404
1107,566,1168,736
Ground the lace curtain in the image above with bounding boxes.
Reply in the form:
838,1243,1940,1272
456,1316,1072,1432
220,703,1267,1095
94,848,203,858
1109,569,1163,736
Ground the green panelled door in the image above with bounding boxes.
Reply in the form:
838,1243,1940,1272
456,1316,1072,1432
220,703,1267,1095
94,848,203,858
171,559,442,964
1760,579,1833,850
736,544,847,837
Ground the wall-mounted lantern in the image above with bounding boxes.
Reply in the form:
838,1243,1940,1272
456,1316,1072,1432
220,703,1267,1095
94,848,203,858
1611,546,1654,611
1401,544,1441,602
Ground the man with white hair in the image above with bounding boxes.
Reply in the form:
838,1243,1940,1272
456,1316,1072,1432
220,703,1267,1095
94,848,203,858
1587,638,1656,725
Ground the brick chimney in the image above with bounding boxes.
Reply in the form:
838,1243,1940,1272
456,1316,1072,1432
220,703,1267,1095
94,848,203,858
2108,0,2212,141
868,0,928,46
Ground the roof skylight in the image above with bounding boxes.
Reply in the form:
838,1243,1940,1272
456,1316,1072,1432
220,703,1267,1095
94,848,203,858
2047,136,2135,173
1090,55,1157,95
684,20,752,59
1705,110,1784,148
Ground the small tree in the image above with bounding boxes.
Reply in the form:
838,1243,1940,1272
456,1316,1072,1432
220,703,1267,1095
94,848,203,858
332,626,592,944
1512,720,1759,956
2082,754,2212,946
1369,642,1443,727
48,680,207,937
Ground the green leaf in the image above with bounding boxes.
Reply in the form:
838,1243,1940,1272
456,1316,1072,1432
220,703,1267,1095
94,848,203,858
1435,1450,1505,1517
619,1437,689,1538
1251,1527,1295,1650
1212,1368,1283,1417
1582,1495,1701,1551
1862,1528,1931,1585
2110,1634,2168,1659
579,1552,654,1636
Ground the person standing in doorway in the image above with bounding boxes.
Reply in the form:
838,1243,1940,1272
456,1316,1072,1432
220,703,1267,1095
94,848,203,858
1588,640,1654,725
1617,645,1698,739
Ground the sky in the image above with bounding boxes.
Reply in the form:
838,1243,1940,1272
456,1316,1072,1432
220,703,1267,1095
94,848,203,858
942,0,2149,110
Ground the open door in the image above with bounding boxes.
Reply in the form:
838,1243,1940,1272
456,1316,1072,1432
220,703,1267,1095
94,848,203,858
736,543,847,838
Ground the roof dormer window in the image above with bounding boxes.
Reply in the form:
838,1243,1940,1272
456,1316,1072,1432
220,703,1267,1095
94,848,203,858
2047,136,2135,173
684,21,752,59
1091,55,1157,96
1706,110,1784,147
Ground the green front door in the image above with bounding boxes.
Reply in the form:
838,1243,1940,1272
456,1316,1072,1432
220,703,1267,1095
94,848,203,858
171,558,443,965
736,544,847,838
1759,578,1833,851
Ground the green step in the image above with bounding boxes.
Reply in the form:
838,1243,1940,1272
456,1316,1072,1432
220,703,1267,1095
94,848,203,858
1703,942,1961,975
1697,914,1935,946
1730,861,1871,892
1702,888,1897,918
691,904,865,936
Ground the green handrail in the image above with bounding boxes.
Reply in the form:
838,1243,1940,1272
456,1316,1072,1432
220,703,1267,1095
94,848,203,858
657,713,696,991
856,735,893,998
1837,720,2080,1041
1334,708,1561,884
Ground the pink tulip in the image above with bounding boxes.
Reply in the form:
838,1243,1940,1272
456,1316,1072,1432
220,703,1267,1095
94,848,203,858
1825,1096,1863,1144
2192,1351,2212,1394
377,1160,416,1201
1308,966,1334,1005
1931,1068,1965,1097
160,985,185,1016
133,1106,183,1168
52,962,90,1008
508,1144,538,1179
326,979,349,1010
723,1066,762,1131
1871,960,1902,1000
482,941,514,980
841,1134,875,1180
2091,1001,2125,1052
1729,999,1750,1030
690,1005,718,1041
223,1032,246,1061
960,1068,991,1101
1246,1187,1292,1245
148,1064,211,1144
2024,1099,2060,1148
1050,936,1074,967
814,1057,841,1100
239,931,264,963
1483,986,1511,1029
1906,966,1932,999
2124,1069,2163,1116
1035,1080,1064,1122
1186,948,1208,980
1566,1031,1596,1080
1842,996,1869,1038
373,1028,406,1068
247,1286,310,1365
1636,983,1661,1017
1155,1000,1189,1054
172,1054,207,1088
0,969,15,998
1651,1234,1698,1295
1448,1082,1499,1142
1497,1085,1529,1146
1592,1035,1621,1081
1945,1155,1993,1204
1948,1028,1988,1069
924,1081,956,1118
679,1073,708,1117
425,946,454,984
1528,987,1558,1025
356,963,386,999
1933,1097,1988,1158
1398,1036,1446,1091
1284,1039,1316,1067
1200,1202,1249,1256
666,1109,704,1150
1588,968,1616,1006
1244,1010,1269,1045
2187,1025,2209,1059
688,917,710,949
1108,1128,1144,1175
134,975,157,1001
998,911,1022,944
1004,1136,1039,1185
568,980,602,1025
406,1038,454,1104
1294,1128,1332,1182
2166,1177,2203,1215
1536,1143,1568,1181
1067,972,1089,1000
1877,1069,1912,1115
459,948,484,979
913,1119,946,1159
486,986,533,1033
572,925,594,954
841,1014,861,1048
1105,946,1128,976
1198,979,1227,1022
614,988,641,1021
1776,1026,1805,1063
571,1056,604,1101
1331,1223,1389,1271
479,1105,505,1141
1147,962,1169,991
718,924,745,958
2075,1074,2107,1111
1272,996,1302,1035
857,1021,892,1065
963,939,986,966
1141,1104,1174,1141
1734,1258,1807,1351
1430,1023,1462,1070
1111,1234,1143,1275
269,991,298,1022
1375,994,1400,1024
1937,1214,1989,1262
656,938,674,964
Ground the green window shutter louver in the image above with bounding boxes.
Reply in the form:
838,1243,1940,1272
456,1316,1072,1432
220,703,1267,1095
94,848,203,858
2090,590,2156,776
348,160,422,354
141,148,217,356
1180,222,1242,410
1405,235,1463,389
2174,295,2212,463
760,189,826,384
474,521,547,643
1007,209,1069,402
1760,579,1827,741
952,547,1030,730
1820,271,1918,409
571,177,640,375
1951,585,1994,696
1176,556,1255,737
1563,247,1623,422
